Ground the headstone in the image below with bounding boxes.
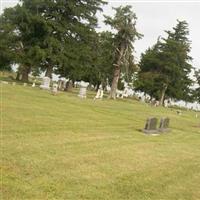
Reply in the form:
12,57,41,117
58,79,67,91
1,81,9,84
159,118,170,132
164,99,168,107
116,90,123,98
23,83,27,86
143,117,158,134
52,83,58,95
106,85,111,92
78,81,89,98
32,82,36,87
94,86,104,100
154,100,160,107
74,81,80,88
40,77,50,90
12,82,16,86
65,80,73,92
122,87,129,98
176,110,182,115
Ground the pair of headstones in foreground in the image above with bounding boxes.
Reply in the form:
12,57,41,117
143,117,170,134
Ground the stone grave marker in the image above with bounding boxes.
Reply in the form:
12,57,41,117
23,83,27,86
1,81,9,84
143,117,158,134
94,86,104,100
40,77,50,90
32,80,36,87
12,82,16,86
159,118,170,132
52,83,58,95
176,110,182,115
65,80,73,92
78,81,89,98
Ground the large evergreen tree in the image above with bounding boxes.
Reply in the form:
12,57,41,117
104,6,142,99
90,31,115,88
0,8,16,71
136,20,194,105
0,0,106,81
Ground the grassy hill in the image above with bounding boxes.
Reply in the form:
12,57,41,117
1,82,200,200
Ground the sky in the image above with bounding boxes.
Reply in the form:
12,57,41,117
97,0,200,70
0,0,200,71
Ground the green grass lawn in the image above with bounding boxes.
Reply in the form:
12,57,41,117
1,82,200,200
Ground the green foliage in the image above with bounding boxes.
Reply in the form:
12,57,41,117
85,31,115,87
104,6,143,46
0,0,106,79
104,6,142,98
136,20,194,102
0,7,17,71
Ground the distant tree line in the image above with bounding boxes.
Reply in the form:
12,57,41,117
0,0,199,103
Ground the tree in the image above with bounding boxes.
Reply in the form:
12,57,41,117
0,0,106,81
34,0,106,79
194,69,200,103
0,7,18,71
136,20,194,105
89,31,115,88
104,6,142,99
0,4,46,81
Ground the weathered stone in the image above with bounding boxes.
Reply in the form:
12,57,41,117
94,86,104,100
143,117,158,134
52,83,58,95
78,81,89,98
159,117,170,132
40,77,50,90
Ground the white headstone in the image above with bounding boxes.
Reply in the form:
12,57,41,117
12,82,16,86
32,82,36,87
106,85,111,92
52,83,58,95
1,81,9,84
40,77,50,90
23,83,27,86
94,86,104,100
164,99,168,107
116,90,123,98
122,87,129,98
78,81,89,98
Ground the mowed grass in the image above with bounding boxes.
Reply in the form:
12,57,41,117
1,83,200,200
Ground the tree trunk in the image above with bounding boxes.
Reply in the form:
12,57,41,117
109,66,121,99
45,66,53,78
21,65,31,82
16,71,21,81
159,84,168,106
109,44,125,99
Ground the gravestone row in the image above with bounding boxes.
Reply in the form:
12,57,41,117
143,117,170,134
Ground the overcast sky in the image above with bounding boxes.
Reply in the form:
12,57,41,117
1,0,200,71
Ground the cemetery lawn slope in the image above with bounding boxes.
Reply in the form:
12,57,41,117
1,84,200,200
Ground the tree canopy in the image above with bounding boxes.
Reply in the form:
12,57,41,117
0,0,106,81
104,5,143,98
136,20,194,104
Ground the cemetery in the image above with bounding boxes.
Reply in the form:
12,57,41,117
1,75,200,200
1,0,200,199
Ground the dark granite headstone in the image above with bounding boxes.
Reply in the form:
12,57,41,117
143,117,158,134
159,118,170,132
